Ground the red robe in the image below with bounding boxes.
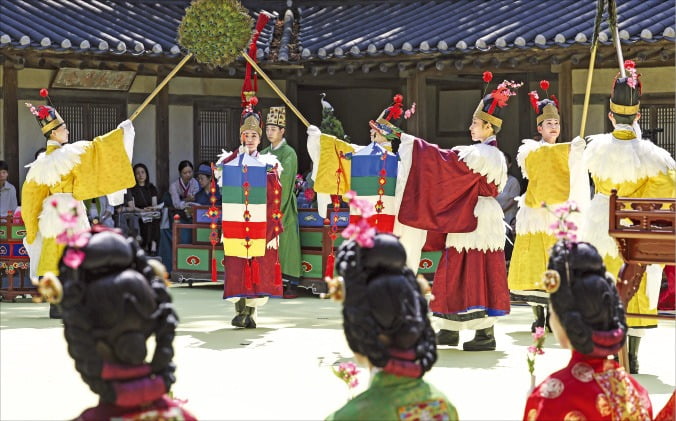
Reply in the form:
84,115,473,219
399,138,509,317
223,170,283,299
524,351,652,420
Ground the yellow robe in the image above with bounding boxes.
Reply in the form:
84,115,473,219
583,130,676,327
508,139,589,296
22,125,135,276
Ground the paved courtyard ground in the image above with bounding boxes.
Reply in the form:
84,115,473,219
1,283,674,420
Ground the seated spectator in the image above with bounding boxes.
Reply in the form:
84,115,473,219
194,163,221,206
125,163,161,255
524,240,653,420
52,227,195,420
0,160,18,221
326,232,458,420
169,160,199,244
84,196,115,228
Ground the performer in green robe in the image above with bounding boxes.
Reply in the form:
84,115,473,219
262,106,302,298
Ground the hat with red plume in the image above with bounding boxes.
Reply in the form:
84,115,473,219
24,88,65,137
528,80,560,125
473,77,523,133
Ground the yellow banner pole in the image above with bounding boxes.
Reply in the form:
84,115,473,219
241,52,310,128
129,53,193,121
579,43,598,138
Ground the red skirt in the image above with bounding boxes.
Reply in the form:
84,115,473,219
223,249,283,298
430,247,510,316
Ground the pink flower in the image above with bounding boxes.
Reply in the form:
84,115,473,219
351,197,375,219
343,190,356,201
527,345,537,354
404,110,411,119
72,232,91,248
533,327,546,340
63,249,85,269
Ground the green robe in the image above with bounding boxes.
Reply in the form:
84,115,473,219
261,139,302,282
327,371,458,421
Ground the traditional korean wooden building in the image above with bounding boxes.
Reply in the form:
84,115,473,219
1,0,674,196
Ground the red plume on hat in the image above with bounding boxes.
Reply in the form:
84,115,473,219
241,13,270,108
528,91,540,113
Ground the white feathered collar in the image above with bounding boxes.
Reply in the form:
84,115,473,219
452,142,507,191
24,141,91,186
585,133,675,183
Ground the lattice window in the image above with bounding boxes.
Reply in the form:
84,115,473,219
57,101,124,141
640,104,675,152
196,107,228,164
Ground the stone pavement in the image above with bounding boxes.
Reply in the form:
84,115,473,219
1,283,674,420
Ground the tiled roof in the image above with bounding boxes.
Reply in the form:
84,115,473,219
297,0,675,60
0,0,276,60
0,0,673,63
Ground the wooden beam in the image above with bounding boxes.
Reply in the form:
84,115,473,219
2,64,19,200
558,61,573,142
155,73,170,195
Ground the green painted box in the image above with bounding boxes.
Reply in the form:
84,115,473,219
417,251,442,274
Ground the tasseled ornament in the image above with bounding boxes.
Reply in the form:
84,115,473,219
325,253,335,278
251,258,260,285
274,260,282,286
244,261,253,289
211,257,217,283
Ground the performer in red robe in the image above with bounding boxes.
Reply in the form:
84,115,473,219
217,99,284,329
524,240,652,420
397,77,521,351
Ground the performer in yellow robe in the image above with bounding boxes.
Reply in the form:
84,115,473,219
508,82,589,332
21,93,135,284
581,61,675,373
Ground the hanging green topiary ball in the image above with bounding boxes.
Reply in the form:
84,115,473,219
178,0,253,67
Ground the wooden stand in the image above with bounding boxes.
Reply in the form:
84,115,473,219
608,190,675,371
0,212,34,301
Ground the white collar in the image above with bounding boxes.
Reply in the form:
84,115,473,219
271,138,287,151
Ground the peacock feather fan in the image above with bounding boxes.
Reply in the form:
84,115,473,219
178,0,254,67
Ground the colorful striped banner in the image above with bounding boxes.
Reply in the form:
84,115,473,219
349,143,398,233
220,154,268,258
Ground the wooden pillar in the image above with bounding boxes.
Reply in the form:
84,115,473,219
155,74,170,195
2,64,19,199
406,72,427,138
558,61,573,141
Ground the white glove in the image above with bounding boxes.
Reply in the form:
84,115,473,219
266,238,279,250
117,119,133,130
571,136,586,150
307,125,321,136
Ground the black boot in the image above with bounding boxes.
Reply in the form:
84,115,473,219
628,336,640,374
463,326,496,351
244,306,257,329
531,306,545,333
436,329,459,346
231,298,248,328
49,304,62,319
544,306,552,333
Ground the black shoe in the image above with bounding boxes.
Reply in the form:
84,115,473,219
231,298,247,328
49,304,62,319
531,306,545,333
436,329,459,346
283,286,298,299
463,326,496,351
628,336,640,374
243,306,257,329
